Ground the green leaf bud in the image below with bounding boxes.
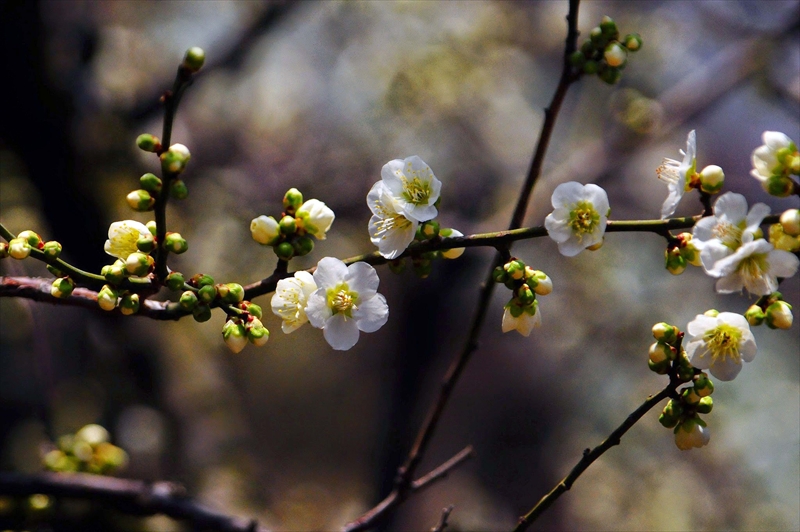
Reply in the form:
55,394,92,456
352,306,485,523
744,304,765,326
192,304,212,322
604,42,627,68
696,396,713,414
279,215,297,235
119,292,140,315
693,373,714,397
492,266,509,284
126,189,155,212
765,300,793,329
182,47,205,73
275,242,295,260
652,322,678,344
780,209,800,237
649,341,673,364
283,188,304,213
136,133,161,153
598,66,622,85
388,258,405,274
665,247,687,275
139,173,163,194
599,15,618,39
42,241,62,259
97,285,119,311
8,238,31,259
136,232,156,253
164,232,188,254
583,60,599,75
698,165,725,194
0,242,8,259
18,230,43,248
198,284,217,304
293,235,315,256
623,33,642,52
516,284,535,305
648,358,670,375
222,319,248,353
569,50,586,68
160,144,191,174
504,259,526,280
170,179,189,199
419,220,440,240
218,282,244,304
50,277,75,299
125,252,151,277
246,317,270,346
764,175,794,197
242,301,263,319
179,290,198,310
165,272,185,291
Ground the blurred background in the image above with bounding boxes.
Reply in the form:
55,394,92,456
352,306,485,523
1,1,798,530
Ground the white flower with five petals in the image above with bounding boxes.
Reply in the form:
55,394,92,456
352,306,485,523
657,130,697,219
544,182,609,257
367,181,418,259
104,220,151,260
704,237,799,295
684,312,757,381
271,271,318,333
379,156,441,223
306,257,389,351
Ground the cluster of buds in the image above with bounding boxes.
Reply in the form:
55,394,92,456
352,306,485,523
664,232,702,275
2,230,53,261
745,292,793,330
250,188,335,261
127,144,191,212
768,208,800,253
222,312,270,354
648,322,692,380
43,424,128,475
569,16,642,84
175,274,245,322
493,258,552,336
388,222,465,278
659,371,715,451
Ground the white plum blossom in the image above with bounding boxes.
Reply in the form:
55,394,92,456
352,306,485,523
704,238,799,296
250,215,280,245
685,312,757,381
501,304,541,337
271,271,318,334
751,131,795,181
544,182,609,257
296,199,335,240
104,220,151,260
657,130,697,219
306,257,389,351
379,156,441,223
367,181,418,259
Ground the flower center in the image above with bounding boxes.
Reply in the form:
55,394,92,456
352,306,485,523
703,323,743,364
656,158,680,185
401,177,432,205
374,213,413,240
568,201,600,240
327,282,358,317
736,252,768,284
712,222,744,250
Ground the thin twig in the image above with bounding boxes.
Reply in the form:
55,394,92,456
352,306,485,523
0,472,269,532
431,505,454,532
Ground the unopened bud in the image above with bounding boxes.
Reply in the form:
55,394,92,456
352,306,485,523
222,319,248,353
744,304,765,326
160,144,191,174
693,372,714,397
516,284,535,306
119,292,140,315
764,175,794,197
18,230,42,248
419,220,440,240
179,290,198,310
504,260,526,280
139,173,163,194
197,284,217,304
780,209,800,237
165,272,185,291
251,215,280,246
97,285,119,311
242,301,262,319
43,241,62,259
192,304,212,322
279,215,297,235
598,66,622,85
530,271,553,296
126,189,155,212
604,42,627,68
217,283,244,304
765,300,793,329
698,165,725,193
146,221,157,236
274,242,295,260
283,188,304,213
50,277,75,299
652,322,678,344
136,134,161,153
190,273,215,287
246,317,270,346
665,247,686,275
649,341,674,364
623,33,642,51
169,179,188,200
8,238,31,259
125,252,151,277
102,261,126,284
136,232,156,253
293,235,314,256
599,15,618,39
0,242,8,259
182,47,205,73
164,232,188,254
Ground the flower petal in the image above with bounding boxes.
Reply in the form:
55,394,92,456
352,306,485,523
550,181,585,209
354,294,389,333
323,314,360,351
313,257,348,289
345,262,379,301
305,290,331,328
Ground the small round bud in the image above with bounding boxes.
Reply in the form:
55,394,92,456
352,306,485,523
76,424,110,446
190,273,215,287
222,319,248,353
648,358,670,375
246,317,270,346
681,387,701,405
765,300,793,329
676,233,702,266
388,258,406,274
744,304,765,326
599,15,618,39
283,188,304,213
18,230,42,248
580,40,595,56
8,238,31,259
97,285,119,311
136,232,156,253
102,261,126,285
516,284,535,306
703,309,719,317
136,134,161,153
119,292,140,315
763,175,794,197
179,290,198,310
623,33,642,51
279,215,297,235
504,259,526,280
530,271,553,296
676,352,695,382
693,373,714,397
589,26,606,47
50,277,75,299
698,165,725,194
146,220,158,236
649,341,674,364
665,247,686,275
125,252,151,277
242,301,262,319
218,283,244,304
696,396,713,414
42,241,62,259
770,223,800,252
139,173,163,194
293,235,314,256
126,189,155,212
780,209,800,237
169,179,189,200
197,284,217,304
160,144,191,174
492,266,509,284
569,50,586,68
604,42,627,68
182,47,205,73
598,66,622,85
275,242,295,260
419,220,440,240
165,272,185,291
659,399,683,427
192,304,212,322
251,215,281,246
0,242,8,259
652,322,677,344
164,232,188,254
583,60,599,75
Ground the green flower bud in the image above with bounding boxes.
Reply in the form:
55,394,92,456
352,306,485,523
42,241,62,259
516,284,535,306
623,33,642,52
580,40,595,56
388,258,405,274
283,188,304,213
190,273,215,287
246,317,270,346
665,247,687,275
293,235,314,256
119,292,140,316
676,233,702,266
275,242,295,260
126,189,155,212
703,309,719,317
765,300,793,329
781,209,800,237
8,238,31,259
102,261,126,285
242,301,262,319
139,173,163,194
136,232,156,253
659,399,682,427
125,252,151,277
676,352,695,382
50,277,75,299
648,358,670,375
217,283,244,304
569,50,586,68
589,26,606,47
146,220,158,236
165,272,185,291
97,285,119,311
583,60,599,75
170,179,189,199
222,319,248,353
192,304,212,322
764,175,794,197
279,215,297,235
598,66,622,85
198,284,217,304
179,290,198,310
604,42,627,68
652,322,678,344
744,304,765,326
693,373,714,397
160,144,191,174
0,242,8,259
504,259,526,280
419,220,440,240
492,266,509,284
681,386,701,405
649,341,673,364
599,15,618,39
182,47,205,73
94,442,128,473
698,165,724,193
136,134,161,153
696,396,713,414
18,230,42,248
164,232,188,254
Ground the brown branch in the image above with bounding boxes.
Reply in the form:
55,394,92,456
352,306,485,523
0,471,269,532
431,505,455,532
